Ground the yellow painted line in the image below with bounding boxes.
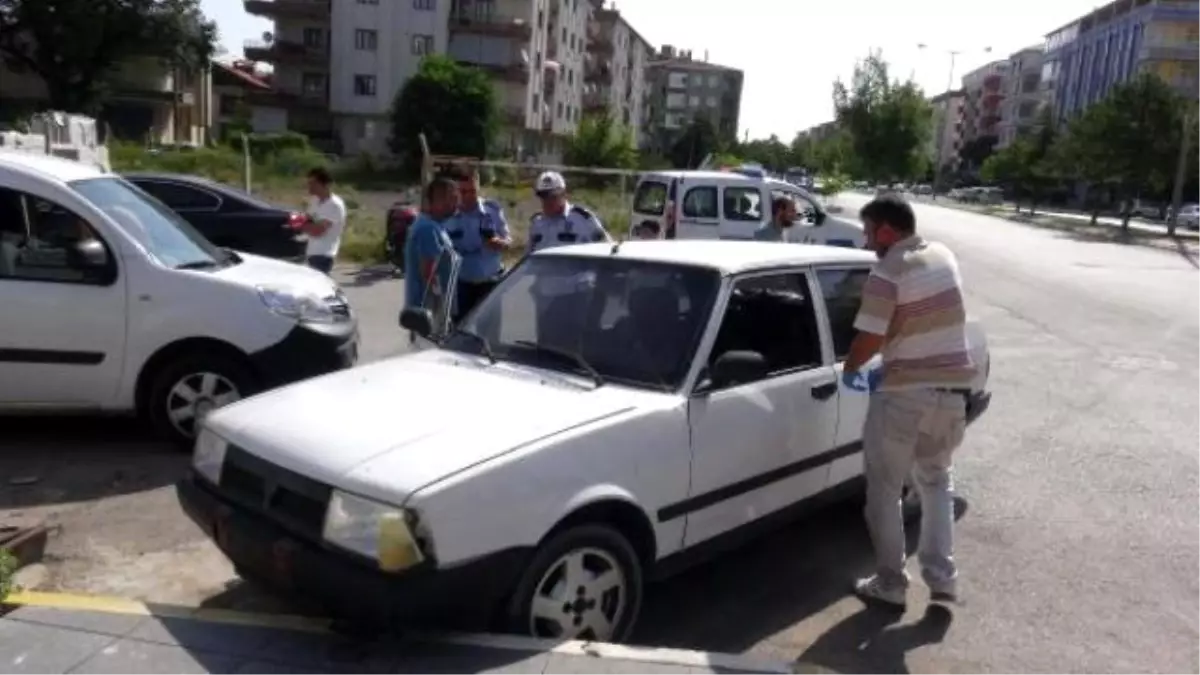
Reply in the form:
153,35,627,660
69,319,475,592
5,590,332,634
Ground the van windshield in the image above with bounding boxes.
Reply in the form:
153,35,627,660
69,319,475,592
69,177,227,269
633,180,669,215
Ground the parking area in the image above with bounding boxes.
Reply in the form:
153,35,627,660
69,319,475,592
3,199,1198,673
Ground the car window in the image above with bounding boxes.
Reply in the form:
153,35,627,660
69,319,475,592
723,186,762,221
0,187,114,284
633,180,668,215
815,267,871,360
707,272,823,384
133,180,221,210
446,255,721,391
681,186,718,218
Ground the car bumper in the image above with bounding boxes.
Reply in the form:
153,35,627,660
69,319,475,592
249,320,359,389
966,390,991,425
175,474,530,629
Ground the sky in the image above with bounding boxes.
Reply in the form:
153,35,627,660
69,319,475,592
199,0,1104,142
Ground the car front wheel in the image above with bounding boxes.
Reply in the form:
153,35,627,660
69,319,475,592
146,352,255,449
501,524,643,643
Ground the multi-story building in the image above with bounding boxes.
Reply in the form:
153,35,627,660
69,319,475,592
996,46,1047,148
212,61,272,141
582,1,653,145
644,45,744,155
959,59,1009,147
1042,0,1199,123
927,89,965,171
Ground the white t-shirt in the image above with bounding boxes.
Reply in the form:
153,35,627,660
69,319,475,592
305,194,347,257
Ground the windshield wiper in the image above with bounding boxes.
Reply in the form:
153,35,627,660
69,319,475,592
452,327,496,363
513,340,603,387
175,259,220,270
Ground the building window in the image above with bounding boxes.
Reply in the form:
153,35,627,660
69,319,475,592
303,27,324,48
355,29,377,51
301,72,326,96
689,95,699,106
354,74,377,96
414,0,435,9
706,96,717,107
412,34,434,55
557,101,564,118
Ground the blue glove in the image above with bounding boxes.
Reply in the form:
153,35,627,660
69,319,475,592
842,369,868,391
866,368,883,392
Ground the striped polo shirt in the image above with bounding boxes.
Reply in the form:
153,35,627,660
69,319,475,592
853,235,975,391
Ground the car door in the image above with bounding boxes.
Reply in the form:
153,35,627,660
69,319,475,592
673,183,721,239
0,184,128,407
813,265,881,489
133,179,225,244
719,185,766,240
678,269,840,547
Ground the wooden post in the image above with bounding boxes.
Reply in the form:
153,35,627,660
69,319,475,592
240,132,252,194
418,133,433,187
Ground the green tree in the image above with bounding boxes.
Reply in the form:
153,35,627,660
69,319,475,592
389,55,497,177
668,117,720,169
832,51,933,184
0,0,215,114
811,128,853,175
564,113,637,169
981,110,1060,213
737,134,790,171
788,133,815,171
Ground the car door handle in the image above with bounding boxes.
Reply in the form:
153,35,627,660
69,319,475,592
811,381,838,400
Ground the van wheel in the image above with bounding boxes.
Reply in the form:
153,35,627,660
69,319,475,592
500,524,643,643
146,352,255,449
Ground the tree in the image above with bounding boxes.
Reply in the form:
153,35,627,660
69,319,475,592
811,128,853,176
0,0,216,113
736,134,790,171
668,117,720,169
389,55,497,177
832,51,933,184
564,113,637,169
980,109,1060,213
958,135,998,173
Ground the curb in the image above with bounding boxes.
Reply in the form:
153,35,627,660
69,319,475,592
4,590,794,674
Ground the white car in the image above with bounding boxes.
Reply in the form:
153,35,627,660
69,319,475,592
177,241,992,642
0,152,358,445
1176,203,1200,230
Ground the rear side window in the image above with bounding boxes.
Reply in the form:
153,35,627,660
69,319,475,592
815,267,871,359
681,186,718,218
134,181,221,211
633,180,668,215
723,186,762,221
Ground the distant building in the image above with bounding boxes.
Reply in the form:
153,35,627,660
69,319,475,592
583,1,653,145
644,45,744,154
996,46,1047,149
959,59,1009,147
927,89,965,170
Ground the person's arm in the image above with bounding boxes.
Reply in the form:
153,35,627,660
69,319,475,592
486,204,512,250
526,218,540,254
844,269,898,373
411,225,442,296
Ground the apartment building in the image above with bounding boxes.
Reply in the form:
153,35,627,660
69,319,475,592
995,46,1046,149
644,46,744,154
583,0,653,145
927,89,965,171
212,61,272,141
1042,0,1199,123
959,59,1009,147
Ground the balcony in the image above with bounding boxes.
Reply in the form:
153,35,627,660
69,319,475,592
448,11,533,40
983,74,1004,90
585,61,612,84
245,86,328,110
457,59,527,83
244,0,329,20
243,39,328,66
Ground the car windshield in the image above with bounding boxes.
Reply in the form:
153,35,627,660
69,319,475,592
444,255,721,391
70,176,227,269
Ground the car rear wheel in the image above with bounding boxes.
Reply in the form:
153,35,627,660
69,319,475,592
145,352,256,449
501,524,643,643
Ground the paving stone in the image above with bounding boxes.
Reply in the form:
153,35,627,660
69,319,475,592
0,619,114,673
127,616,282,657
253,629,396,672
390,643,551,674
543,653,702,674
68,638,240,674
6,606,147,638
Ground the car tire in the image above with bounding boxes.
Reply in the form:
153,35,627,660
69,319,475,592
500,524,644,644
145,352,256,449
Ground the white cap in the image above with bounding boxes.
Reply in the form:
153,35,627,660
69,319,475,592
534,171,567,194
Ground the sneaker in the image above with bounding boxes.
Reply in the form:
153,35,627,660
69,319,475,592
853,574,907,609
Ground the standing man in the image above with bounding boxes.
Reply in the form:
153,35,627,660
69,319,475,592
301,167,346,275
841,194,975,608
404,176,461,337
753,196,797,242
527,171,611,347
445,166,511,322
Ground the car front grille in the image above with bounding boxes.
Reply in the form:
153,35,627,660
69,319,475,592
218,445,332,539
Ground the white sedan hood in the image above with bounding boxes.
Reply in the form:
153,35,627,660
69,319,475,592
205,350,636,504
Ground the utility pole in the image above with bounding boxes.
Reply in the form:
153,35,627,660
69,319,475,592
1168,107,1194,237
918,44,992,197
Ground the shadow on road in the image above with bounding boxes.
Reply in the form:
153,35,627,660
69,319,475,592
341,264,400,288
0,416,185,510
795,604,954,674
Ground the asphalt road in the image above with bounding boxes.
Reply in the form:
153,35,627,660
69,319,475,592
2,200,1197,673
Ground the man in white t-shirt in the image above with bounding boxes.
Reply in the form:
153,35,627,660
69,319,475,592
301,167,347,275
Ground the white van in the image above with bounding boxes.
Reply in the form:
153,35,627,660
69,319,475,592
632,169,865,247
0,152,359,445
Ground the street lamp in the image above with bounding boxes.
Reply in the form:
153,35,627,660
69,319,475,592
917,44,992,194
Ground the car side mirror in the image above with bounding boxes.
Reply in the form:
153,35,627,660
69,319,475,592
399,307,434,337
708,350,769,389
810,209,826,226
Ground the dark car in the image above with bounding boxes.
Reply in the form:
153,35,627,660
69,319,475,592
123,172,307,260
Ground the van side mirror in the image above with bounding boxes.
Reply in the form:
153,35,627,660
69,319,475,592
811,209,827,226
71,239,109,268
708,350,769,389
400,307,434,337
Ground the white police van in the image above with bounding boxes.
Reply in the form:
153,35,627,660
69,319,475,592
631,166,865,247
0,152,358,446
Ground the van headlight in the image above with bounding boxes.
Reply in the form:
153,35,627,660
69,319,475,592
322,490,426,572
193,427,228,484
257,285,336,323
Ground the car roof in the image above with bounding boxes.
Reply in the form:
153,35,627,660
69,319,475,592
123,171,281,208
537,240,877,275
0,151,106,183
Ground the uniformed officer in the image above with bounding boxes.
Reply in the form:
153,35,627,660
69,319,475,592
444,165,511,322
527,171,612,347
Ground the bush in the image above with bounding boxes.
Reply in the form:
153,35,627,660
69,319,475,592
0,549,16,602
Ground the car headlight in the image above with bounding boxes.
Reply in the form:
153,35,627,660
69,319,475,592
322,490,426,572
258,285,336,324
193,427,228,484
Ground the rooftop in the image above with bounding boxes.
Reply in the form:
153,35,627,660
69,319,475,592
537,240,876,275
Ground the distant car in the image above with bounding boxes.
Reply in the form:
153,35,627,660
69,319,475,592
123,173,307,260
1176,204,1200,230
1130,200,1165,220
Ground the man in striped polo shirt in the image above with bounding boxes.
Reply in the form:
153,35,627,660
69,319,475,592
842,194,976,608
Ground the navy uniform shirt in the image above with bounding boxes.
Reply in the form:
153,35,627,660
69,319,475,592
444,198,508,283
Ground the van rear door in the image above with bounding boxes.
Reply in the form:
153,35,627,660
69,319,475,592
632,173,676,239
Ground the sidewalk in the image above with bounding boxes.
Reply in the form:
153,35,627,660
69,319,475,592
0,592,797,674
